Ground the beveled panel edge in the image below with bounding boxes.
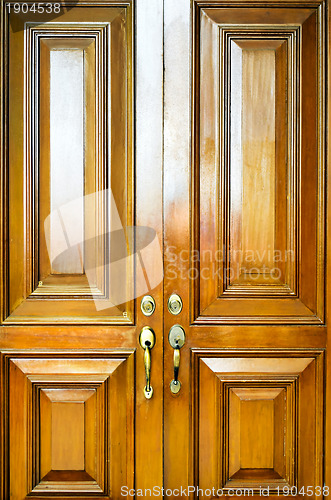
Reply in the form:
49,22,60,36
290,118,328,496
0,349,135,499
31,381,106,493
191,348,325,492
191,346,325,358
1,3,135,325
194,0,324,7
192,314,324,326
223,380,296,486
2,313,135,325
222,28,298,298
26,23,108,301
0,347,136,357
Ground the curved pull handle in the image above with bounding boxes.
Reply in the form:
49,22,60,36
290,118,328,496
168,325,185,394
139,327,156,399
173,347,180,384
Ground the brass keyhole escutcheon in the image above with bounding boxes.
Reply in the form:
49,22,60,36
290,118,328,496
167,294,183,315
141,295,156,316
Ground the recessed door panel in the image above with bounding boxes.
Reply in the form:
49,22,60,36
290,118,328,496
229,39,290,289
193,349,324,493
5,8,134,323
3,351,134,498
193,4,325,324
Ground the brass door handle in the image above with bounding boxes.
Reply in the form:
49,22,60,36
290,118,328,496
139,326,156,399
168,325,185,394
172,347,181,390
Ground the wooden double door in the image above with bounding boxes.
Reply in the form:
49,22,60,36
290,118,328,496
1,0,330,498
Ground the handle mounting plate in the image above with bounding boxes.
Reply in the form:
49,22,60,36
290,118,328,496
139,326,156,349
168,325,185,349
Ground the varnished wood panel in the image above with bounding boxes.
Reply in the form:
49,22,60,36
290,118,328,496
193,349,324,496
231,41,287,285
228,386,290,481
2,351,135,498
230,388,280,471
3,5,134,324
192,3,325,324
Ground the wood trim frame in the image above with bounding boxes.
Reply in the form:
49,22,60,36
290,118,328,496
0,349,135,499
326,0,331,488
28,25,109,299
191,348,325,495
0,0,135,325
191,0,326,325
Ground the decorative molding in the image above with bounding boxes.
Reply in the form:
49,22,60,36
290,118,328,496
1,3,134,324
191,348,324,492
191,1,326,324
0,350,135,498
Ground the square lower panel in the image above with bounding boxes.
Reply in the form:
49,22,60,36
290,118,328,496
32,384,107,494
1,351,135,499
224,383,296,487
193,349,324,495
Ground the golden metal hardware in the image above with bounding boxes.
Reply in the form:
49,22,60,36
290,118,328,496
168,325,185,394
141,295,156,316
139,326,156,399
167,294,183,315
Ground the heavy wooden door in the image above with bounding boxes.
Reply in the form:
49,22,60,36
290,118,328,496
163,0,330,497
0,0,164,497
1,0,330,498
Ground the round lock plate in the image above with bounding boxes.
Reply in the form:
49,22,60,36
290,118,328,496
141,295,156,316
167,294,183,315
168,324,185,349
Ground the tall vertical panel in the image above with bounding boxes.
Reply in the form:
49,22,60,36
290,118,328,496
193,5,325,324
39,38,98,285
194,349,324,492
241,48,275,272
230,42,279,282
50,49,84,274
4,7,134,323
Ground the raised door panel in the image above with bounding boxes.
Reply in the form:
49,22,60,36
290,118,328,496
192,1,326,324
193,350,324,495
2,351,134,498
1,3,150,324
